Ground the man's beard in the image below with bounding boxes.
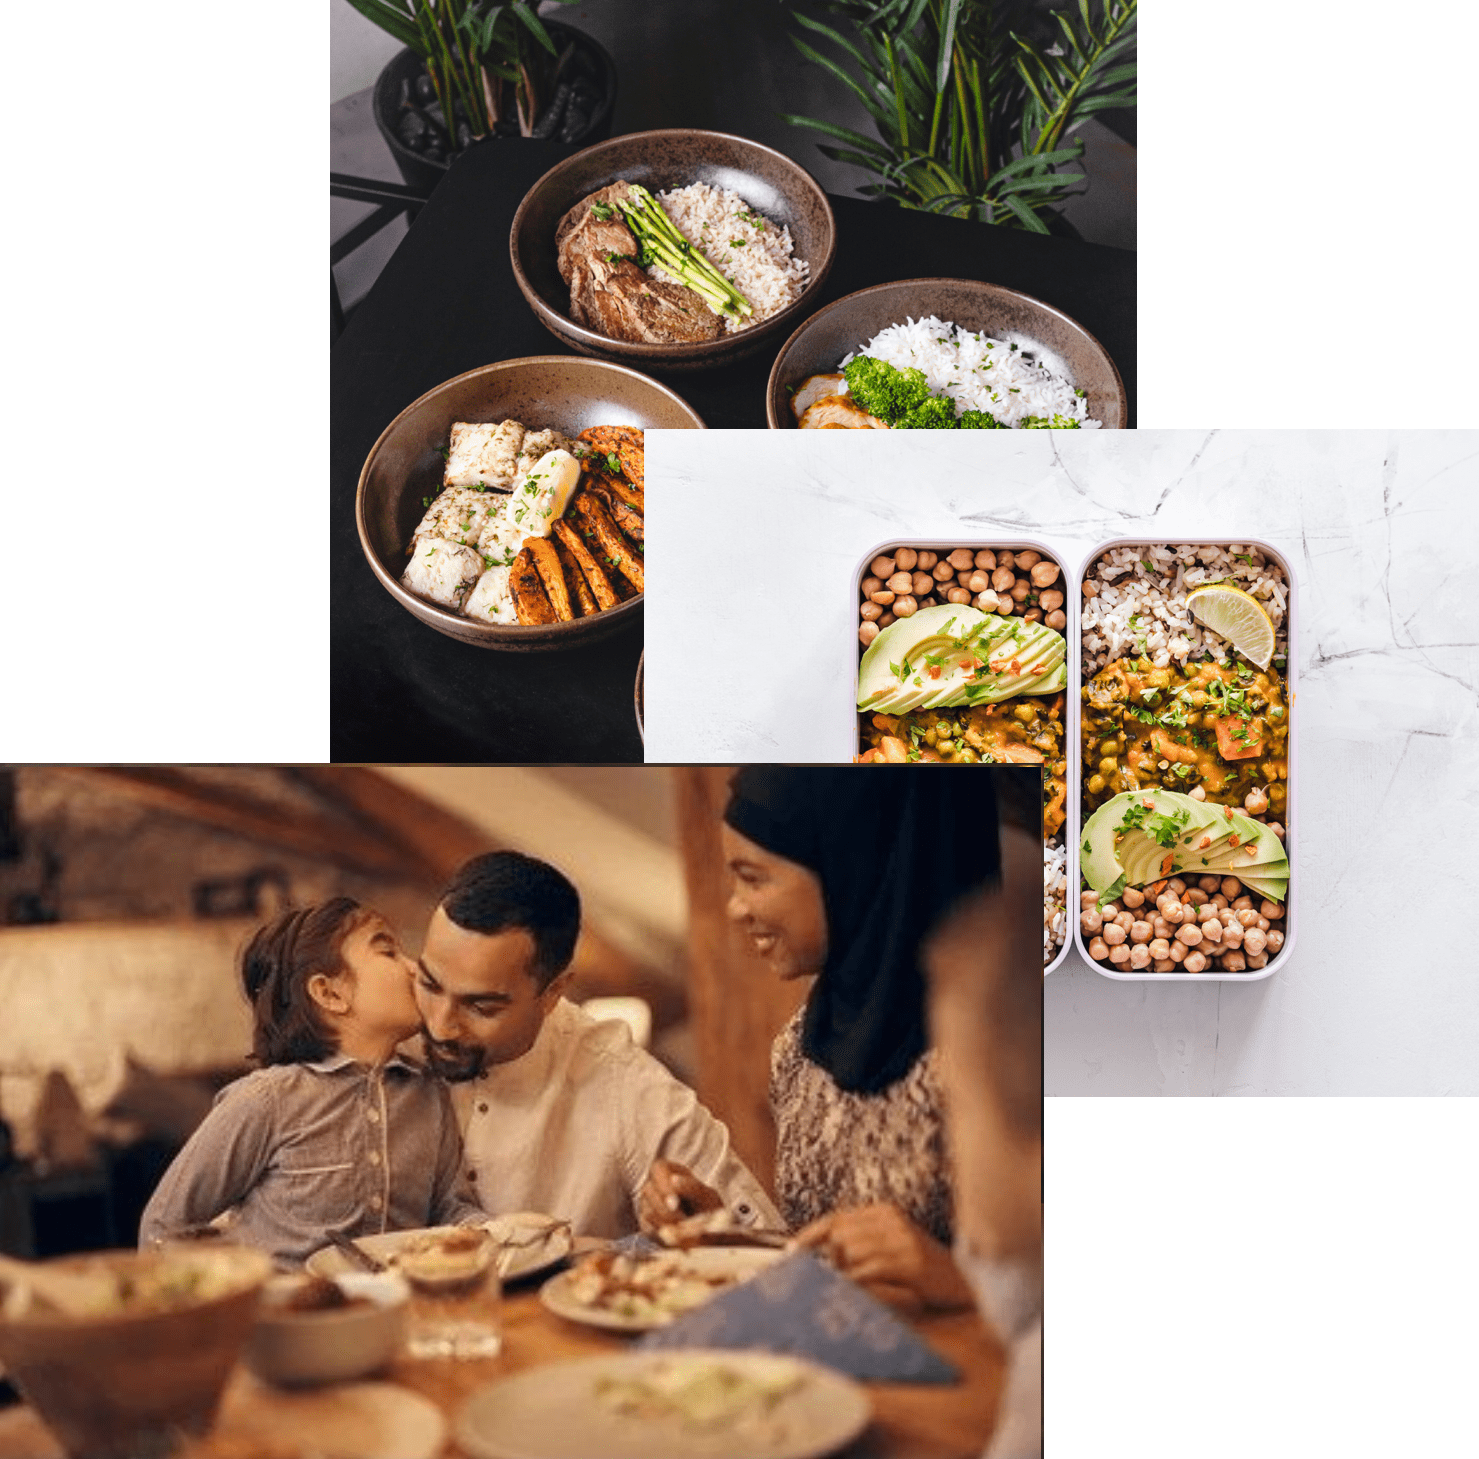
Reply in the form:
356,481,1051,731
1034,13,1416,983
421,1030,487,1083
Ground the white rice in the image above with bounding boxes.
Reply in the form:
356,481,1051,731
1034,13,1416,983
841,316,1098,428
649,183,809,334
1044,838,1068,965
1081,544,1289,676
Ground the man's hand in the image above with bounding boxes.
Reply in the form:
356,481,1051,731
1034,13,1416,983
638,1158,724,1234
793,1203,974,1313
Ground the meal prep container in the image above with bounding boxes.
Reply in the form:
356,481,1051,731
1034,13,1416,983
1072,538,1299,983
850,536,1077,976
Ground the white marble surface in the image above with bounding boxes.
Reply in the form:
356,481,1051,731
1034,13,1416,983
645,429,1479,1094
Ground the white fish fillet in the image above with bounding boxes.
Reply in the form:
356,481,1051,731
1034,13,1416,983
444,420,525,490
401,537,483,610
412,487,502,548
463,566,517,624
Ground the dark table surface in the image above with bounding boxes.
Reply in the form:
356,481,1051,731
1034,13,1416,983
331,139,1135,763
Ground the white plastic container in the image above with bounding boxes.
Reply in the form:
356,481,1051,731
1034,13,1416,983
850,536,1076,975
1072,538,1298,982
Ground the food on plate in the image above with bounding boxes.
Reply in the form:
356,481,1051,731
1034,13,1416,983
556,181,809,343
853,543,1071,964
793,317,1098,430
1079,544,1292,974
563,1250,743,1324
275,1275,373,1314
392,1227,493,1295
595,1356,804,1436
7,1252,254,1320
402,421,644,625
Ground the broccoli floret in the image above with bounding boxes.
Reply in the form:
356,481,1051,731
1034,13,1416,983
1018,413,1082,429
842,356,933,424
897,395,960,430
957,409,1006,429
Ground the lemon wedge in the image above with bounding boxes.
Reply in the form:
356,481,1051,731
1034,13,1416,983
1185,584,1276,669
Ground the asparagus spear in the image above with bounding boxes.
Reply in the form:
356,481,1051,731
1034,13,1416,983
615,185,753,321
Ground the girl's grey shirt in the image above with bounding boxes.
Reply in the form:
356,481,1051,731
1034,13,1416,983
139,1054,483,1265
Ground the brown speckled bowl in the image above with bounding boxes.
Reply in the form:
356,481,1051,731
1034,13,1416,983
635,650,644,743
357,357,702,652
765,278,1127,428
511,130,836,373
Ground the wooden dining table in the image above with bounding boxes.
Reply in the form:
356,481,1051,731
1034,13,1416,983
0,1280,1006,1458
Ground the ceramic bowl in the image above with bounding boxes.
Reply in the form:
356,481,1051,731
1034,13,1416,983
0,1246,272,1459
510,129,836,372
357,355,701,651
243,1272,409,1388
765,278,1127,428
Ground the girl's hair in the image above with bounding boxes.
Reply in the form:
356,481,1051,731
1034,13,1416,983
239,897,373,1066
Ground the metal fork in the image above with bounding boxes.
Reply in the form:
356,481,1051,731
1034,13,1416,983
328,1232,386,1273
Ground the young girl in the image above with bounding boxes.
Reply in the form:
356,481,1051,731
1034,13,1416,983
140,897,485,1265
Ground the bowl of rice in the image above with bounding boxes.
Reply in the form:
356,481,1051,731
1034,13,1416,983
511,129,835,372
765,279,1126,429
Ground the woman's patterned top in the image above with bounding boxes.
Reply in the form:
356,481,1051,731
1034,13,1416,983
770,1007,954,1244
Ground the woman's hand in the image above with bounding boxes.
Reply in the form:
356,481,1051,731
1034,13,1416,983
793,1204,974,1314
638,1158,724,1233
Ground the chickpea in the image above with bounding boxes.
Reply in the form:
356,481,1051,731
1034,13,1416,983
1244,787,1269,816
993,594,1015,616
968,570,990,593
1233,895,1254,911
916,550,938,570
1175,924,1203,947
1185,888,1209,906
1220,878,1242,900
1255,916,1270,931
1152,918,1173,940
1129,921,1153,944
1082,579,1099,597
1121,887,1145,909
1010,578,1032,603
870,555,896,578
1188,785,1206,801
1197,903,1219,925
1192,875,1216,894
1183,951,1208,973
859,622,879,646
1220,949,1247,972
1161,901,1185,926
894,595,918,618
991,566,1015,592
1081,891,1100,910
860,576,882,597
1236,909,1258,929
1267,822,1286,840
877,611,895,629
1222,920,1244,947
882,571,908,594
947,547,974,571
860,601,882,622
1168,940,1187,963
955,569,975,587
1260,900,1284,921
1081,909,1104,935
912,572,934,597
1115,911,1134,932
1025,608,1044,623
1129,944,1152,969
1265,929,1285,953
894,547,918,571
1201,919,1223,944
1108,943,1131,964
933,561,955,583
1102,923,1127,946
972,591,996,612
1030,561,1060,588
997,550,1015,569
1088,936,1109,961
1245,951,1268,969
974,549,995,569
1153,959,1177,973
1046,609,1067,630
870,589,895,606
1039,588,1065,611
1211,894,1229,910
1087,773,1106,794
1243,927,1267,957
947,587,973,604
1149,937,1171,960
1167,878,1187,896
1100,902,1120,918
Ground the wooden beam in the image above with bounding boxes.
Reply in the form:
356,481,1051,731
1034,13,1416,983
55,768,427,881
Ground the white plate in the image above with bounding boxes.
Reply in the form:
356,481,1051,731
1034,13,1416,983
538,1247,781,1333
305,1212,573,1284
215,1372,445,1459
456,1349,871,1459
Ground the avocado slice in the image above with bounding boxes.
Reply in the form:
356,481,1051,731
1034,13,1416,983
1079,790,1222,896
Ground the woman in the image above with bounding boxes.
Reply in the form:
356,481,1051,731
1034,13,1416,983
643,766,1006,1312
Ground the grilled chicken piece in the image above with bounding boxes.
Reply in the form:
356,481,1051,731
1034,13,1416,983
798,395,889,429
572,492,643,594
524,537,573,622
509,549,558,625
556,538,598,617
578,425,645,490
553,518,620,611
790,373,847,420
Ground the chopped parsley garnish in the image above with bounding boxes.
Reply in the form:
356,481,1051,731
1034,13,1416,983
590,200,616,221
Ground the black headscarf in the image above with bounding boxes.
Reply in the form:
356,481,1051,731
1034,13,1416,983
724,767,1002,1095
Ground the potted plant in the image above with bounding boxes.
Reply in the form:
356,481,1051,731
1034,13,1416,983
780,0,1135,234
346,0,618,193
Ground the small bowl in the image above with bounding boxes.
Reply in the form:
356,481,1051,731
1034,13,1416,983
510,129,836,372
635,650,644,743
357,355,702,652
0,1246,272,1459
243,1272,409,1388
765,278,1127,428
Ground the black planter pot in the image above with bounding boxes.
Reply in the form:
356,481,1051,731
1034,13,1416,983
373,25,618,196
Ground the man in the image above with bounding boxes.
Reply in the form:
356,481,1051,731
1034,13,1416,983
414,849,780,1239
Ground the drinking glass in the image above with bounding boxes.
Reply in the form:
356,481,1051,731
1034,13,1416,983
397,1228,502,1359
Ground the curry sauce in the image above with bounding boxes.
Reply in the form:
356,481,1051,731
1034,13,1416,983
1081,659,1288,814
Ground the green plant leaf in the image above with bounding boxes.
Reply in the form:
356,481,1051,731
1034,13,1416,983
789,35,895,128
779,114,893,160
1000,194,1051,232
510,1,555,54
936,0,963,93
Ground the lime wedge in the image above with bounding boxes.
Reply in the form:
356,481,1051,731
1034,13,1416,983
1185,585,1276,669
